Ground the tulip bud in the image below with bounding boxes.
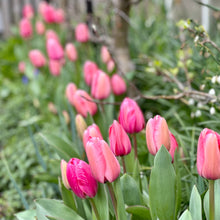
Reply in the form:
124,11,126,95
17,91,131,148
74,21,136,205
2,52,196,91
65,43,78,62
91,70,111,100
169,131,178,161
111,74,127,95
107,59,115,72
38,1,48,16
48,102,57,114
66,158,98,198
62,110,70,125
197,128,220,180
86,137,121,183
22,4,34,19
65,83,77,106
18,61,25,73
42,4,56,23
119,98,145,133
19,18,32,38
83,124,103,149
101,46,111,64
29,50,46,68
46,38,64,60
75,23,89,43
146,115,170,155
72,90,97,117
49,59,62,76
109,120,131,156
54,9,65,23
83,61,98,86
35,20,45,35
60,160,71,190
46,30,59,42
75,114,87,140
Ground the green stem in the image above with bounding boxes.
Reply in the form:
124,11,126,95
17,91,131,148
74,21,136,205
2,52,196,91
132,133,138,160
107,182,118,220
209,179,215,220
89,198,101,220
121,156,127,173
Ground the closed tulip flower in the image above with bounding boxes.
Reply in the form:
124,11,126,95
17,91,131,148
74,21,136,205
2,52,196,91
19,18,32,38
83,124,103,149
107,59,115,72
75,114,87,140
91,70,111,100
46,38,64,60
101,46,111,64
46,30,59,42
54,9,65,23
169,131,178,161
146,115,170,155
29,50,46,68
41,4,56,23
83,61,98,86
109,120,131,156
119,98,145,133
65,43,77,62
72,90,97,117
18,61,25,73
66,158,98,198
86,137,121,183
111,74,127,95
75,23,89,43
49,59,62,76
197,128,220,180
35,20,45,35
65,83,77,106
22,4,34,19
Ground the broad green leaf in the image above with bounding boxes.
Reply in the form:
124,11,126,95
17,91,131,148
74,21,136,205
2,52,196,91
126,205,151,220
39,133,80,161
34,173,58,184
204,179,220,220
179,210,192,220
189,185,202,220
149,146,176,220
93,183,109,220
15,209,36,220
121,174,141,205
35,199,84,220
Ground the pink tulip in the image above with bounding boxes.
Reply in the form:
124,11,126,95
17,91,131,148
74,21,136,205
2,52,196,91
86,137,121,183
101,46,111,64
107,59,115,72
91,70,111,100
41,4,56,23
119,98,145,133
83,124,103,149
29,50,46,68
169,131,178,161
75,23,89,43
83,61,98,86
109,120,131,156
54,9,65,23
35,20,45,35
46,30,59,42
46,38,64,60
197,128,220,180
49,60,62,76
111,74,127,95
65,83,77,105
72,90,97,117
60,160,71,190
65,43,78,62
22,4,34,19
146,115,170,155
18,61,25,73
66,158,98,198
19,18,32,38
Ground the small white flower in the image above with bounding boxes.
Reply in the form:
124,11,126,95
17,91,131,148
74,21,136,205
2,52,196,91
217,76,220,84
197,102,203,108
195,110,202,117
210,107,215,115
188,98,195,105
190,112,195,118
194,35,199,43
200,84,205,90
211,76,217,84
209,88,216,96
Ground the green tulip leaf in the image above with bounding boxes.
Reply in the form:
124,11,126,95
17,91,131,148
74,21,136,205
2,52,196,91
35,199,84,220
39,133,80,161
126,205,151,220
121,174,141,206
178,209,192,220
189,185,202,220
204,179,220,220
149,146,176,220
15,209,36,220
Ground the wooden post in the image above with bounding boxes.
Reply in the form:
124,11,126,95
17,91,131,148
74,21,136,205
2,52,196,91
2,0,11,37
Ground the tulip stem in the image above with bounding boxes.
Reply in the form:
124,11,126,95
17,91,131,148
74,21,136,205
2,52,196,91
89,198,101,220
209,180,215,220
132,133,138,160
107,182,118,220
121,156,127,173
